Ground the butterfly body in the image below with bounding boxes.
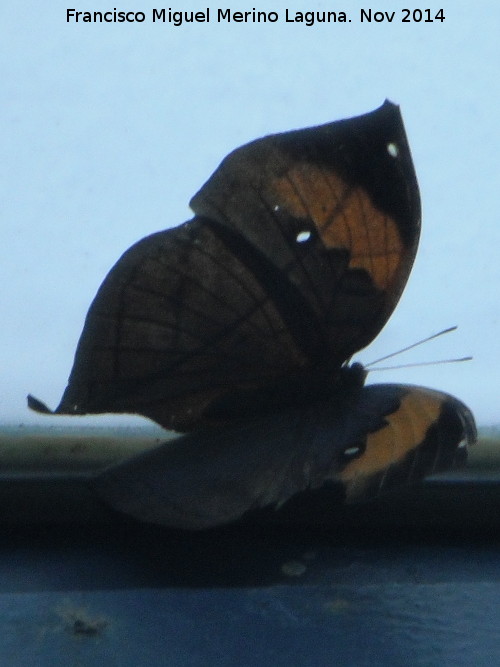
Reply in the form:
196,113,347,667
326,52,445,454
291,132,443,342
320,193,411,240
28,101,476,529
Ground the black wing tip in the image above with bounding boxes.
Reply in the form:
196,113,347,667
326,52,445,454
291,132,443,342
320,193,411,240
27,394,54,414
380,98,400,113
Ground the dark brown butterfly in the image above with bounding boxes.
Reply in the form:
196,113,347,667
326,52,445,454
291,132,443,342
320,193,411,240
29,101,476,529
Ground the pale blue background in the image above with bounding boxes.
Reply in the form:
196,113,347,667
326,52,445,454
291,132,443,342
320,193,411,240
1,1,498,426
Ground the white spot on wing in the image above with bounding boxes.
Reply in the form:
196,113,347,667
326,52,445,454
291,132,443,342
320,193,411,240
387,142,399,158
296,230,311,243
343,446,361,457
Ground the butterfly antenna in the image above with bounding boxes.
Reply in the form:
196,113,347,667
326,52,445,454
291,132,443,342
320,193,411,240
370,356,472,372
365,326,458,368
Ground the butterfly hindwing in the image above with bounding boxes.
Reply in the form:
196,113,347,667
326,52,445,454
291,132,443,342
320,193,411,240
92,384,475,529
51,101,421,430
54,219,316,429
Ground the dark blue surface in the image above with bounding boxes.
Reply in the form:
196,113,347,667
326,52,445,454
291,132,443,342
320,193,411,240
1,583,500,666
1,519,500,666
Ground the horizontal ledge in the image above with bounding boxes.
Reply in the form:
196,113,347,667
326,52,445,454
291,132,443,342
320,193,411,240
0,423,499,530
0,423,498,475
0,473,499,530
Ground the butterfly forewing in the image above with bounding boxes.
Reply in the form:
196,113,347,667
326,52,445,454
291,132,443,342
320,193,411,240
191,100,421,360
54,101,421,430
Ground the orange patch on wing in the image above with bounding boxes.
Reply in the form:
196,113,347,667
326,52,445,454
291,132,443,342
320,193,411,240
340,390,443,491
270,164,405,291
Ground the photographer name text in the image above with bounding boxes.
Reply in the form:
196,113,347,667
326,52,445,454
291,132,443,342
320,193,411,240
66,8,446,26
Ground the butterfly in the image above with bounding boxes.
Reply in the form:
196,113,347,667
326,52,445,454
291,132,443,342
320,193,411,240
29,100,476,529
